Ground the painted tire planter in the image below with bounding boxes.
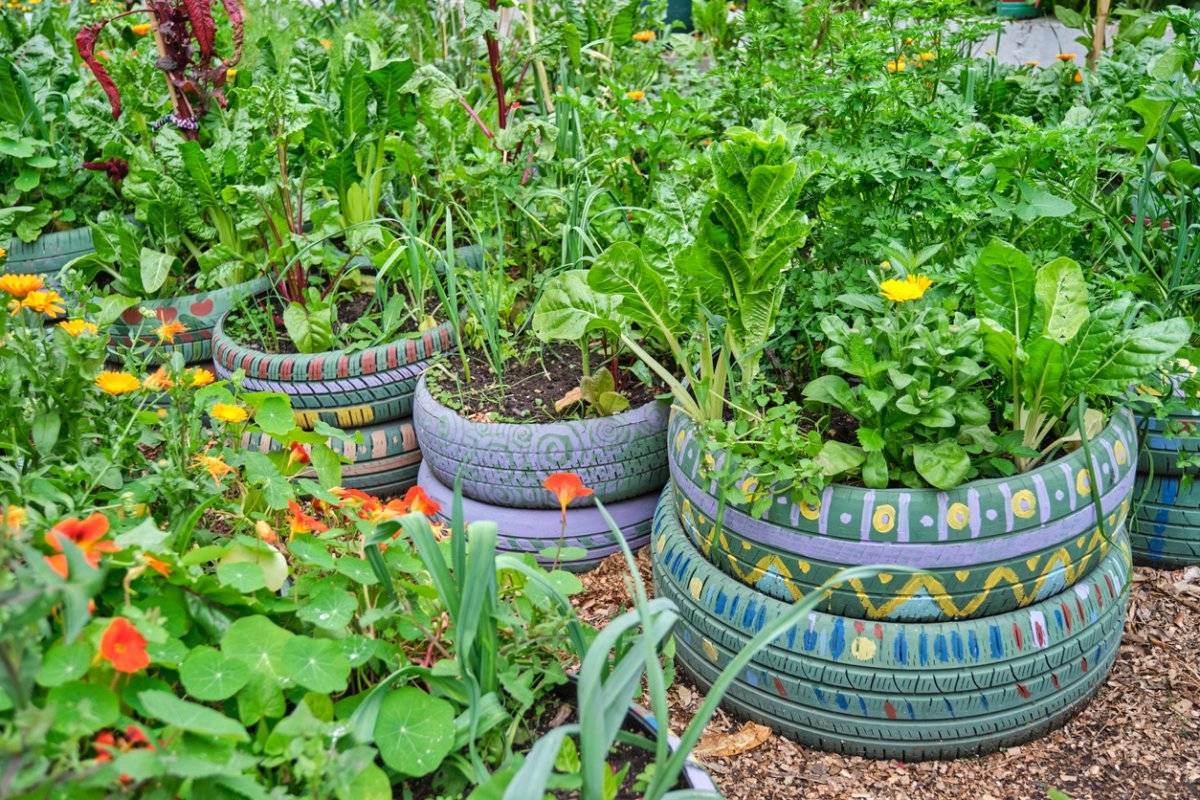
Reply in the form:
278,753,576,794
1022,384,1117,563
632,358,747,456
212,310,456,431
995,1,1039,19
413,376,670,509
670,410,1137,621
108,276,271,364
651,490,1132,761
1136,410,1200,478
417,461,657,572
243,417,422,499
1130,473,1200,568
3,226,96,277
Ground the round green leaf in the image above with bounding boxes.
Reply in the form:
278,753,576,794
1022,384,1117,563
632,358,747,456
217,562,267,594
281,636,350,693
221,615,293,678
47,681,119,736
373,687,455,777
36,640,93,687
338,635,377,667
297,585,356,631
180,646,250,701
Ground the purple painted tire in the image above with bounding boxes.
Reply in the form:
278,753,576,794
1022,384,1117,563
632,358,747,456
413,376,670,509
417,461,656,572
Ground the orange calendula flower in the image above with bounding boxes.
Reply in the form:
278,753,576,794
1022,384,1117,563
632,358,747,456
96,371,141,395
143,554,171,577
59,319,99,336
404,485,442,517
4,505,26,533
542,473,594,519
186,367,215,387
44,512,119,578
0,274,44,298
1056,53,1076,61
19,290,66,318
155,319,186,344
632,30,655,42
131,22,151,35
879,274,933,303
625,90,646,100
99,618,150,674
209,403,248,423
143,367,174,391
191,450,235,486
1073,70,1083,83
288,500,328,536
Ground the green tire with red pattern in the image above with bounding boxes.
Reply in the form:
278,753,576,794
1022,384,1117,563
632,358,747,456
241,417,422,500
212,309,456,431
108,277,271,364
651,489,1131,760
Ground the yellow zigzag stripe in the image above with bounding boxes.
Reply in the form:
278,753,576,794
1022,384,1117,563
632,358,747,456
680,499,1121,620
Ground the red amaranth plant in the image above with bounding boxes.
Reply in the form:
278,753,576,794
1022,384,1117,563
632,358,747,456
75,0,243,141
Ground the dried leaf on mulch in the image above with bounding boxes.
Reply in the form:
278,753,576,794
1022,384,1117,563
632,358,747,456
574,550,1200,800
694,721,773,758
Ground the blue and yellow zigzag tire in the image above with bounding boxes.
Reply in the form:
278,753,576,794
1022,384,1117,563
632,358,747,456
651,489,1131,760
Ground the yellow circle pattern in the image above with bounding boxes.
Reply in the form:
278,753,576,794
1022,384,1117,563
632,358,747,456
1114,440,1127,465
800,498,821,521
851,636,877,660
872,504,897,534
1077,469,1092,496
947,502,970,530
1011,489,1037,519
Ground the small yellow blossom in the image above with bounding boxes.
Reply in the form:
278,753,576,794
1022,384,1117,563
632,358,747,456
917,52,936,61
96,371,141,395
226,68,238,80
58,319,98,336
187,367,216,387
880,274,933,303
209,403,248,423
625,90,646,100
320,38,333,50
131,22,151,35
632,30,655,42
0,246,7,259
887,58,906,73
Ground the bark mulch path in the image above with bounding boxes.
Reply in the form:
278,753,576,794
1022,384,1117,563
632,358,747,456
573,552,1200,800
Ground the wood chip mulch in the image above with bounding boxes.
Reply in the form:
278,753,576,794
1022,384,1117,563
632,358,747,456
573,552,1200,800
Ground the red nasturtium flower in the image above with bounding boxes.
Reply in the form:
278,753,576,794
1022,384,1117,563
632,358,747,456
404,486,442,517
94,724,156,781
542,473,594,519
99,618,150,674
287,441,311,467
287,500,328,536
44,513,119,578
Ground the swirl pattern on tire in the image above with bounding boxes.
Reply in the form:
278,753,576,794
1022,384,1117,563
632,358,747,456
417,461,656,572
413,376,670,509
650,488,1131,760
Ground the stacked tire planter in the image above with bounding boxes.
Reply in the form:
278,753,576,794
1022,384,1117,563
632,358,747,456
3,226,97,278
1130,409,1200,568
412,375,669,572
653,409,1138,759
211,302,457,498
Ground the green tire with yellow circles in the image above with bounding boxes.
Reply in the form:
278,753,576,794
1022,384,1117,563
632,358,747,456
651,488,1132,760
669,410,1137,621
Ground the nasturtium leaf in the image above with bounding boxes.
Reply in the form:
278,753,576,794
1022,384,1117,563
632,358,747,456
343,763,391,800
255,395,295,438
180,646,250,701
289,535,336,570
297,585,356,630
373,687,455,776
337,635,377,667
335,556,378,586
218,542,288,592
310,443,343,488
282,636,351,693
237,671,287,726
217,562,267,594
47,681,119,735
221,615,294,678
36,640,93,687
139,690,249,741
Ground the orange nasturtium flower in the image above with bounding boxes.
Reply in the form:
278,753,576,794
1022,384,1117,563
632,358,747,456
19,290,66,317
288,500,329,536
143,367,174,391
632,30,656,42
625,90,646,100
0,274,44,298
404,485,442,517
879,274,933,303
191,450,235,486
96,371,141,395
143,554,171,577
186,367,215,387
154,319,186,344
44,512,119,578
209,403,248,423
287,441,311,467
542,473,594,519
59,319,99,336
99,617,150,674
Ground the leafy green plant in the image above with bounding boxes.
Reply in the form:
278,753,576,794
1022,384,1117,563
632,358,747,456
974,238,1191,469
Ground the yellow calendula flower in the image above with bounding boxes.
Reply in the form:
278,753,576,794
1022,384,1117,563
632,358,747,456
879,274,933,303
58,319,99,336
917,52,936,61
632,30,655,42
210,403,248,423
131,22,151,35
96,371,141,395
19,290,66,318
226,68,238,80
0,246,7,260
0,274,43,298
625,90,646,100
886,58,906,73
187,367,215,387
143,367,174,391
